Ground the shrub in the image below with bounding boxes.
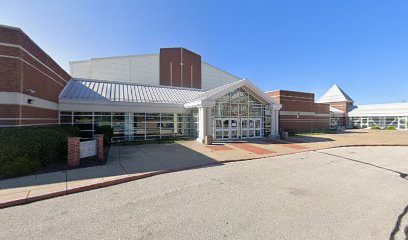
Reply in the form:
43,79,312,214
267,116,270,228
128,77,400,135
386,126,397,130
370,126,381,130
95,125,113,145
2,156,40,179
0,125,79,179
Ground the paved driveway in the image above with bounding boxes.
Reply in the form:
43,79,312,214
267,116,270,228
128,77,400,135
0,146,407,240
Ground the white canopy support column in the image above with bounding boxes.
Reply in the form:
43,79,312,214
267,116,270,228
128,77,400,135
196,107,212,143
271,104,282,137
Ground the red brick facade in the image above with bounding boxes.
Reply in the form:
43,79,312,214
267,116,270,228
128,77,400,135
160,48,201,89
0,25,71,126
268,90,330,133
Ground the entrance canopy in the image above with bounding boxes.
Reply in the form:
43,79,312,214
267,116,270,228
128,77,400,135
184,80,281,109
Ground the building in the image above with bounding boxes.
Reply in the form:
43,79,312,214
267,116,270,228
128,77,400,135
0,25,71,126
267,90,330,133
62,49,282,142
0,25,282,143
2,24,403,142
319,84,408,130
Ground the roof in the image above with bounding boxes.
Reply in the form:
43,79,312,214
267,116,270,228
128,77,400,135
318,84,353,103
185,80,281,109
330,106,345,117
330,106,344,113
348,103,408,117
59,78,205,105
60,78,282,111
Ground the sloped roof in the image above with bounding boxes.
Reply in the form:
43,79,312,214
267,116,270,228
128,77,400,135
318,84,353,103
330,106,345,117
330,106,344,113
184,80,280,108
59,78,205,105
348,103,408,117
191,80,245,101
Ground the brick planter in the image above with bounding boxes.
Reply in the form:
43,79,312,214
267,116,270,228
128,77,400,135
95,134,104,161
67,137,80,167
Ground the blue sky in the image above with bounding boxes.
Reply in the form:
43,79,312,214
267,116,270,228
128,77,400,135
1,0,408,104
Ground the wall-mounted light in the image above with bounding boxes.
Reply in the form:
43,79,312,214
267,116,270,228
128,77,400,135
27,99,35,104
297,113,300,119
25,88,36,94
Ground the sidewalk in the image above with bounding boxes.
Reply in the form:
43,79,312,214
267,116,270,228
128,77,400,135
0,144,220,208
1,129,407,208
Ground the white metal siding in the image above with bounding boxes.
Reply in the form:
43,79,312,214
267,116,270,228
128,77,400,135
70,55,160,85
201,62,240,90
69,55,240,90
70,61,91,79
129,55,159,86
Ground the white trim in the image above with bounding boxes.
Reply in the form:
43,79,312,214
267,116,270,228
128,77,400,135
0,42,68,83
0,123,57,127
0,92,59,110
0,117,58,120
280,111,330,117
59,102,190,114
266,93,314,100
0,55,65,87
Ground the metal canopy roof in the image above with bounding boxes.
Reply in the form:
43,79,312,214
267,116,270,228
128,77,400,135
348,103,408,117
318,84,353,103
60,78,205,105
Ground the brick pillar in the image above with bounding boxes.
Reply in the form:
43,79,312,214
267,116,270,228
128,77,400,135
95,134,104,161
67,137,80,167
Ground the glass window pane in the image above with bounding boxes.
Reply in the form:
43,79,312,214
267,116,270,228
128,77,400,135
74,115,92,123
60,116,72,123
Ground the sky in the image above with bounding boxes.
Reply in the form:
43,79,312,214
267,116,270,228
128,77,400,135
1,0,408,104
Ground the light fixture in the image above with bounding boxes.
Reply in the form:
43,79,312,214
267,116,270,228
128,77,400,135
25,88,36,94
27,99,35,104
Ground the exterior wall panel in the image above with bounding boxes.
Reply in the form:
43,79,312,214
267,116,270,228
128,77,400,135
201,62,240,90
70,50,239,90
0,25,70,126
268,90,330,133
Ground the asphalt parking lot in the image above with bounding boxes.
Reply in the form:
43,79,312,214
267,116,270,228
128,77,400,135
0,146,407,240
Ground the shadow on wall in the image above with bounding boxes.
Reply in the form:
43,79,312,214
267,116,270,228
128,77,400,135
0,143,223,191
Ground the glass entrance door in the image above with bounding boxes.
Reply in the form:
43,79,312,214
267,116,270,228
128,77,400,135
241,118,263,138
214,118,240,139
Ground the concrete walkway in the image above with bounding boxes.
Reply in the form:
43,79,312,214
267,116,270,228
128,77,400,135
0,143,220,208
1,129,407,208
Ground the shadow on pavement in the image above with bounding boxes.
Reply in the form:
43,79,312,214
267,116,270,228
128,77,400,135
0,143,223,191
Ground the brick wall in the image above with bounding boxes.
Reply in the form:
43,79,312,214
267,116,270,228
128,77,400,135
0,25,71,126
267,90,331,133
328,101,352,113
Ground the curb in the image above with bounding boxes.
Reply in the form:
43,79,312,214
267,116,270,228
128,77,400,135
1,144,407,209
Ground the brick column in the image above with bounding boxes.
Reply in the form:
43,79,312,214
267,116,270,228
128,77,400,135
67,137,80,167
95,134,104,161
